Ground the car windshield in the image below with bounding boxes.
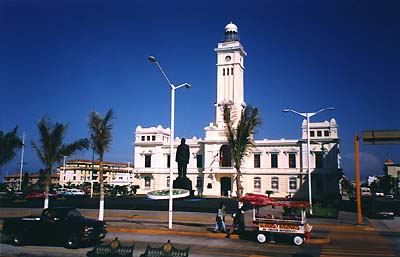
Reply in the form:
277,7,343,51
67,209,82,218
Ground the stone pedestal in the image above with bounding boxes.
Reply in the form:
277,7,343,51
173,177,193,196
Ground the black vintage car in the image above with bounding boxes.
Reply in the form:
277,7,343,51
2,207,107,248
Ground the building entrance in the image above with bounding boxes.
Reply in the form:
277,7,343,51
220,177,232,196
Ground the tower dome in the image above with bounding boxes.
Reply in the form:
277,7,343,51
224,22,239,42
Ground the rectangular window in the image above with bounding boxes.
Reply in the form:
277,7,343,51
145,177,151,189
271,177,279,192
254,177,261,192
254,154,261,168
289,153,296,168
145,155,151,168
231,67,234,75
141,136,145,141
167,155,170,168
310,131,315,137
197,155,203,168
147,135,150,141
73,176,76,180
271,153,278,168
317,130,322,137
324,130,329,137
315,152,323,168
289,177,297,191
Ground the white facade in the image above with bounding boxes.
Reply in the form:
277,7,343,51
58,160,135,187
134,23,341,199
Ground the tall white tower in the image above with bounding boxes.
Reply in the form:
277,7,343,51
205,22,247,141
214,22,247,126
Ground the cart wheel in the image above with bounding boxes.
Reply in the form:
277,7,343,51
293,235,304,246
256,233,267,243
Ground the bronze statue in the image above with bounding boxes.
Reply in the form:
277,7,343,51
175,138,190,178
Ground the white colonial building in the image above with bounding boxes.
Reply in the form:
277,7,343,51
58,160,134,187
134,22,341,199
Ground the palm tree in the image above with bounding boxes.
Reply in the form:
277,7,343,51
0,126,23,172
223,104,261,198
32,117,89,209
88,109,114,221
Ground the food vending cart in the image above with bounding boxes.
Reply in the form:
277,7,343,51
240,193,312,246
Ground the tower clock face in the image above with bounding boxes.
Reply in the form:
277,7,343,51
225,55,231,62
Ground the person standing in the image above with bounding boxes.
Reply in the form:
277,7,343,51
226,203,245,239
175,138,190,178
214,202,226,232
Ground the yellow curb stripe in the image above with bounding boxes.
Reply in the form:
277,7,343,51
315,224,375,231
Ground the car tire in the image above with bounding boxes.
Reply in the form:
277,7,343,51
65,235,79,249
293,235,304,246
11,233,24,246
256,233,267,243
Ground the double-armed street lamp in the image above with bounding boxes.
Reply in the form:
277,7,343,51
148,56,191,229
282,107,334,214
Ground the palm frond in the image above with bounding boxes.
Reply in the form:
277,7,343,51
0,126,23,167
88,109,114,160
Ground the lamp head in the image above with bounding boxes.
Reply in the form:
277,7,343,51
148,56,157,63
326,107,335,111
282,109,291,113
184,83,191,89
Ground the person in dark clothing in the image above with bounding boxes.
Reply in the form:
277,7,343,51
226,203,245,239
176,138,190,178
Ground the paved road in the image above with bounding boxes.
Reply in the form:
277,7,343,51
1,207,399,257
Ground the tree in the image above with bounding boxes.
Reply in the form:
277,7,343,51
88,109,114,221
223,104,261,198
21,172,30,194
0,126,22,172
31,117,89,209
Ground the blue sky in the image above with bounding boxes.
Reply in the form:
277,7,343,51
1,0,399,181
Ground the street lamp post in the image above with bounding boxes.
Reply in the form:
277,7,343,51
62,156,67,189
19,132,25,191
148,56,191,229
282,107,334,214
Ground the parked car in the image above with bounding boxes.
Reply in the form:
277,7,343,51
361,187,372,197
1,207,107,248
61,188,85,197
25,191,57,200
366,202,395,219
56,188,67,195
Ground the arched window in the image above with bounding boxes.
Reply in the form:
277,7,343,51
220,145,232,167
254,177,261,192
